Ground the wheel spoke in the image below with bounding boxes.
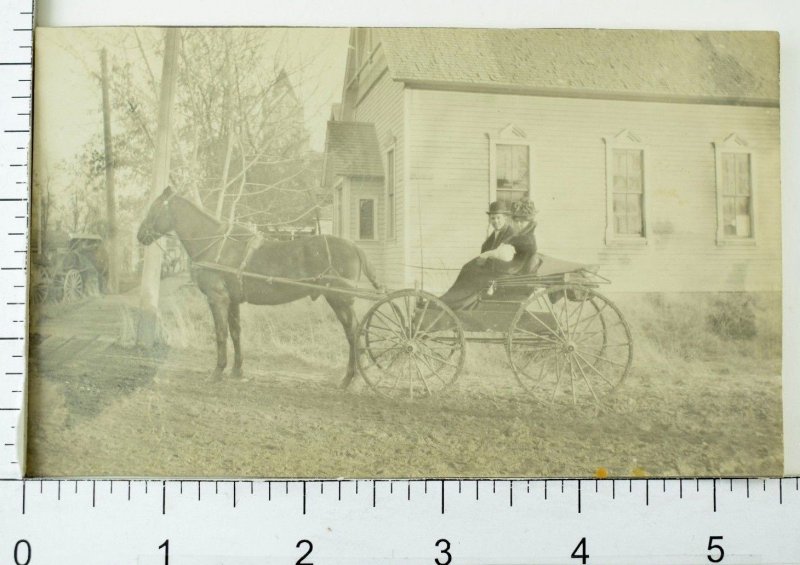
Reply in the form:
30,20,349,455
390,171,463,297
412,298,430,337
572,350,617,389
413,351,449,386
571,303,609,336
416,348,460,368
386,302,409,338
561,289,571,341
569,294,589,341
573,346,629,368
572,352,601,405
551,351,563,403
410,354,433,395
515,312,564,344
374,309,404,335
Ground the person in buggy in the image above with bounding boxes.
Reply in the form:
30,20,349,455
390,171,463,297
438,198,539,310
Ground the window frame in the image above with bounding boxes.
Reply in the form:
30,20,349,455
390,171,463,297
714,135,758,246
603,130,650,246
488,124,534,204
384,145,396,241
357,197,378,241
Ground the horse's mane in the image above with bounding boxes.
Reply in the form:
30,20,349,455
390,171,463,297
174,193,257,237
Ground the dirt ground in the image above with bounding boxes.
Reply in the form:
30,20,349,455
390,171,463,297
26,276,783,478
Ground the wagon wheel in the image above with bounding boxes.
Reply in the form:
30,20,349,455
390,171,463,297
356,289,466,399
507,284,633,406
33,268,52,304
61,269,84,303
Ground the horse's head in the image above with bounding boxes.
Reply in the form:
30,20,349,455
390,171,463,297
137,186,178,246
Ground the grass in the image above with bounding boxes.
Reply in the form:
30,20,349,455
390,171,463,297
145,284,783,384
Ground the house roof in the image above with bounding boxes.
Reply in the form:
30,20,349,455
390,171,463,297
377,29,779,104
322,121,384,186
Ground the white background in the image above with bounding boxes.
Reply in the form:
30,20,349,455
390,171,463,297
31,0,799,475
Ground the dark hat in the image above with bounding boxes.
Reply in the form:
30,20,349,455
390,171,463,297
486,200,512,215
511,199,538,219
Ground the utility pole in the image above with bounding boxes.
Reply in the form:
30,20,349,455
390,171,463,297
137,28,180,347
101,48,120,294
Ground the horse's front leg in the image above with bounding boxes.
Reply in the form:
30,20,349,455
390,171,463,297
207,295,230,380
228,300,244,380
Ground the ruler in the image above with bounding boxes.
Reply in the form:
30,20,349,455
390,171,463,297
5,4,800,563
0,477,799,563
0,0,33,480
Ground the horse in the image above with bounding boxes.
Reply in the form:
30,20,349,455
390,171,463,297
136,186,382,387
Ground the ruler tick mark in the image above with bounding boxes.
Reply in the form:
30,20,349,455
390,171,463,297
233,482,236,508
509,480,513,508
372,481,376,508
303,482,306,514
779,479,783,504
22,480,25,514
93,480,96,508
713,479,717,512
578,481,581,513
198,481,201,501
162,481,166,514
58,481,61,500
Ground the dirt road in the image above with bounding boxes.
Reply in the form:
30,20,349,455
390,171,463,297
26,278,784,478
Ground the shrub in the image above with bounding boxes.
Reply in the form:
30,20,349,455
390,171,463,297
707,294,757,340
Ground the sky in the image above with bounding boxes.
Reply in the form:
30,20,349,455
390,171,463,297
33,27,350,180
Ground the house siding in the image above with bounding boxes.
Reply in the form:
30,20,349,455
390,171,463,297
348,53,407,289
406,88,780,293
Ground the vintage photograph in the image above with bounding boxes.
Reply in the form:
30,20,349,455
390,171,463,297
28,28,782,477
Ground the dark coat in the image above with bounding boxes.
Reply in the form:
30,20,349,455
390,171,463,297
492,221,537,274
480,223,514,253
439,222,538,310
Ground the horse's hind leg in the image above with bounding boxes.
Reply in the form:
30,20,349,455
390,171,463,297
228,301,244,379
325,295,358,389
207,293,230,380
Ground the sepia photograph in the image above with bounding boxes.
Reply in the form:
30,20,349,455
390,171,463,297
27,27,782,478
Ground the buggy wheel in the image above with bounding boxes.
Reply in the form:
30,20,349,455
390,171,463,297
507,284,633,406
356,289,465,399
61,269,84,303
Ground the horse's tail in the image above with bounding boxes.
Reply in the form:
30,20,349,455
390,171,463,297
353,243,383,291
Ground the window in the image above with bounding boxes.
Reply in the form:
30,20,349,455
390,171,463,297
714,134,756,244
496,144,530,202
612,149,644,236
385,148,395,239
720,152,753,238
358,199,375,240
604,130,648,243
488,124,532,204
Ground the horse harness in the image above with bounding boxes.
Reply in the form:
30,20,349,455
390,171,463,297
161,191,344,297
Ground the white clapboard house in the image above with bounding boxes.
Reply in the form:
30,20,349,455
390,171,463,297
322,29,780,293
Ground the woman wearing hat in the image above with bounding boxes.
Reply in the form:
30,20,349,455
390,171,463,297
439,198,539,310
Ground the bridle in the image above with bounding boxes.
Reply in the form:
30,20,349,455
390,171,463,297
139,190,180,247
